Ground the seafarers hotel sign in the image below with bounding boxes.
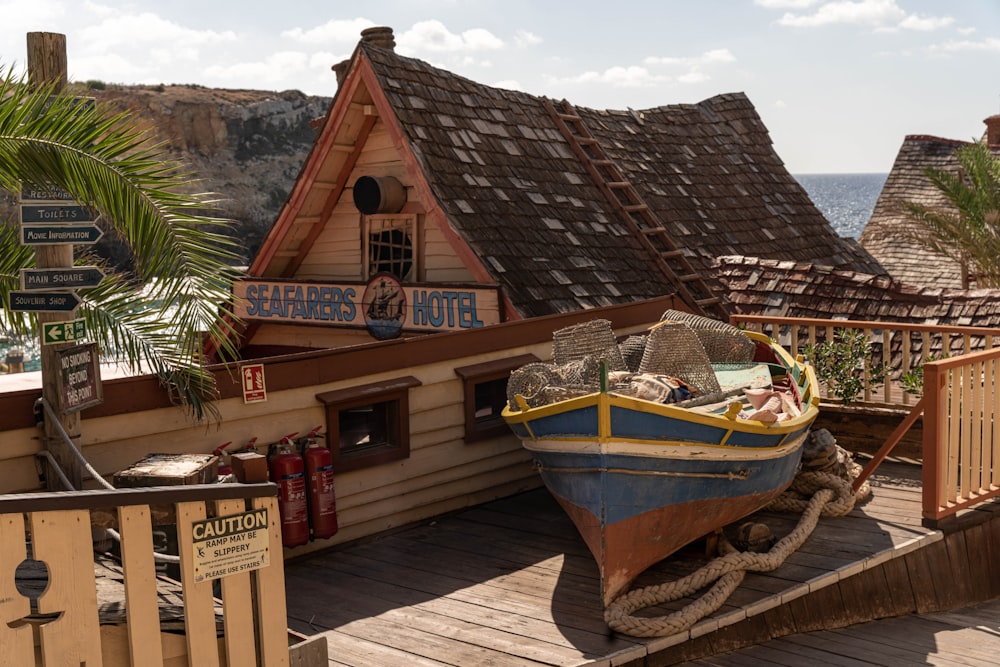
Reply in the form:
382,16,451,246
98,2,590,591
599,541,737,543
234,275,501,339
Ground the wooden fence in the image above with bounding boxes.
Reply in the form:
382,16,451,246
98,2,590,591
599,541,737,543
0,483,289,667
732,315,1000,407
731,315,1000,526
922,348,1000,523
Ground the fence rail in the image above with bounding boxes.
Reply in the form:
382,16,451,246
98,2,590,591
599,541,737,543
922,348,1000,523
732,315,1000,407
731,315,1000,525
0,483,288,667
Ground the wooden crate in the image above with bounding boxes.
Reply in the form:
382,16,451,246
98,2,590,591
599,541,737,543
113,453,218,488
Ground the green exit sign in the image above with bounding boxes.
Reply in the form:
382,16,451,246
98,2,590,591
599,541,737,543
42,319,86,345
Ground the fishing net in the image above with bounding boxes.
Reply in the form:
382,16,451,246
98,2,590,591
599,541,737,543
659,309,755,363
552,319,626,371
639,320,720,395
619,335,648,373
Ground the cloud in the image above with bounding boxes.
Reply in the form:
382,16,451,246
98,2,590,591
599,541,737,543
754,0,819,8
514,30,542,48
204,51,310,87
928,37,1000,54
492,79,524,91
645,48,737,67
76,12,236,55
553,65,667,88
282,18,377,45
898,14,955,31
551,46,736,90
772,0,906,27
397,20,503,54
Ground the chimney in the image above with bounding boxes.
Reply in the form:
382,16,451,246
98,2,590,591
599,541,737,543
985,114,1000,148
332,27,395,87
360,26,395,51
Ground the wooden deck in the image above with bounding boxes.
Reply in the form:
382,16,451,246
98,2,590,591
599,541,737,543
677,598,1000,666
283,461,1000,666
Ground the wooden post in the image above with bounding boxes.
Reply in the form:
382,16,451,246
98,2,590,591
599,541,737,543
27,31,84,490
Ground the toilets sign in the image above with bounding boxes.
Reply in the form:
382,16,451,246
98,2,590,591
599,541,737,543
233,278,501,334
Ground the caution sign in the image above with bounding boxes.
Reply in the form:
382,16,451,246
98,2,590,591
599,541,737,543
191,508,271,582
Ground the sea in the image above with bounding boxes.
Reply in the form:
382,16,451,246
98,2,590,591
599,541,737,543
794,173,888,240
1,174,886,373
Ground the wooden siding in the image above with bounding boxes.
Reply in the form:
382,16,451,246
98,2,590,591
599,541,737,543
286,117,478,288
246,322,374,350
0,296,681,559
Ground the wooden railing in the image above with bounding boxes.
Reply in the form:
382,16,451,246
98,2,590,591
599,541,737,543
922,348,1000,523
731,315,1000,526
0,483,289,667
732,315,1000,408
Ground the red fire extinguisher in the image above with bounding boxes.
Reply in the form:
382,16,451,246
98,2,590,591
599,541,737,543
300,426,338,540
269,434,309,548
213,441,235,479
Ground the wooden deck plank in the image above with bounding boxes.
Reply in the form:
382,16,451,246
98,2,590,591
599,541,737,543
285,546,637,665
688,600,1000,667
290,577,600,665
318,629,454,667
283,462,970,667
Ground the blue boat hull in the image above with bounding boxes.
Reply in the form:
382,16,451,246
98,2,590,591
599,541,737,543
503,335,820,605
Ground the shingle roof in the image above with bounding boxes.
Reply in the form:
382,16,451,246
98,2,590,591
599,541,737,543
858,135,971,288
357,39,882,319
715,255,1000,326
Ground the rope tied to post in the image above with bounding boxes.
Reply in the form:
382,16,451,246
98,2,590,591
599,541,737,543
604,429,870,638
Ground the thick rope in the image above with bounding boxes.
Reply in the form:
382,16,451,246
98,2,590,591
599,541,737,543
604,431,869,637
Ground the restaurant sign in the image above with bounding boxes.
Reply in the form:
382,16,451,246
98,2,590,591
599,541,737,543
233,277,501,334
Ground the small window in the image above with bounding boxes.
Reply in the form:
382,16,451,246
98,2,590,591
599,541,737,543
316,376,421,473
454,354,539,443
365,214,417,281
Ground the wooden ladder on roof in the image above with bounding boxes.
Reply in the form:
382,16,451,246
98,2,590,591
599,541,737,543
542,98,729,321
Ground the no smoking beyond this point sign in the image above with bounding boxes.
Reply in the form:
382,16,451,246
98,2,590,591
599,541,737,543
241,363,266,403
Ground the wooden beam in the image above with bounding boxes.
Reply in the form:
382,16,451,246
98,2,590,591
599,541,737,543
282,114,377,278
27,31,83,490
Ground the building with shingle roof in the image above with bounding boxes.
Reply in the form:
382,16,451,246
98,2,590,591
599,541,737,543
715,255,1000,328
858,136,969,289
238,27,881,353
859,115,1000,290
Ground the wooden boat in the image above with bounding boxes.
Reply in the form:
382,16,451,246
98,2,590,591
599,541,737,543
502,317,820,606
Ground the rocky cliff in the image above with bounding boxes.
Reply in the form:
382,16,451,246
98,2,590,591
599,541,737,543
93,84,333,264
2,84,333,266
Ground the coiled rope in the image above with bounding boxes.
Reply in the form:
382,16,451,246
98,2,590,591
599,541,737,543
604,429,870,637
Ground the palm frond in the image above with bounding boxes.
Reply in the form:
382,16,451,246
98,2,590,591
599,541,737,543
887,141,1000,287
0,66,245,419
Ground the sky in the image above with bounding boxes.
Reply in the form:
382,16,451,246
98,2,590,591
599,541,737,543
3,0,999,174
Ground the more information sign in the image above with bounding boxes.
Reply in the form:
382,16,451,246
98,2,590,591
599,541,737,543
191,508,271,582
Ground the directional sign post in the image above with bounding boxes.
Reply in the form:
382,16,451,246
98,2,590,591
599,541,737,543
21,266,105,291
9,291,81,312
26,30,87,490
